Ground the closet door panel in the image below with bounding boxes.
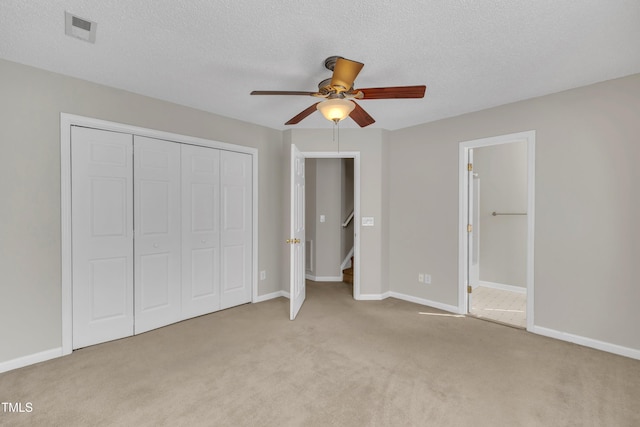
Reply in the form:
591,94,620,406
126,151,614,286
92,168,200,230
72,127,134,349
220,151,253,309
134,136,182,334
181,144,221,319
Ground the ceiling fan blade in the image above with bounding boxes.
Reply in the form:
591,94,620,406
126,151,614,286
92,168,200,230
285,102,320,125
251,90,318,96
349,101,376,128
330,58,364,92
355,85,426,99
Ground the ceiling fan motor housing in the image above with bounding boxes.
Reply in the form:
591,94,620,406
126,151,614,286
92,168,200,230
317,78,334,95
324,56,343,71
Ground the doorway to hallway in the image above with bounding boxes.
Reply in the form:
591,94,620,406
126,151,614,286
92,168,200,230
304,157,356,296
288,148,361,321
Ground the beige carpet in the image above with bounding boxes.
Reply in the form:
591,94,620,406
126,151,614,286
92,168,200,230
1,281,639,426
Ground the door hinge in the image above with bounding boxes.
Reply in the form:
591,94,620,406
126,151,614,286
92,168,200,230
467,163,473,171
467,285,472,294
467,224,472,233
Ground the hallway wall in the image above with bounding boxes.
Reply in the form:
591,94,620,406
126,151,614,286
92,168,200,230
305,159,342,279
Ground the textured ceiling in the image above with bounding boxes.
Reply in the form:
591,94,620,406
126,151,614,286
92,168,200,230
1,1,639,130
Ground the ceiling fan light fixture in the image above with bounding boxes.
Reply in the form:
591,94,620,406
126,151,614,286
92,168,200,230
316,99,355,124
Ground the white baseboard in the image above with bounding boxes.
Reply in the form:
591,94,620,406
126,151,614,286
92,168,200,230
531,326,640,360
389,291,461,314
357,292,390,301
479,281,527,294
254,290,289,303
356,291,460,315
0,347,63,374
305,274,343,282
282,291,290,299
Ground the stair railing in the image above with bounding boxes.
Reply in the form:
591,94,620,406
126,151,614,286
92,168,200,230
342,210,354,228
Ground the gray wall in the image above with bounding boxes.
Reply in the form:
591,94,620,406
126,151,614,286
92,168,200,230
389,73,640,350
313,159,342,278
0,59,284,364
474,142,528,287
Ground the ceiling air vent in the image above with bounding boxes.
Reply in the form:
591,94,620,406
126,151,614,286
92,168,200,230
65,11,97,43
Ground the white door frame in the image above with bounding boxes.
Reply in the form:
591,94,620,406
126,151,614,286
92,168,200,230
301,151,361,300
458,130,535,331
60,113,259,355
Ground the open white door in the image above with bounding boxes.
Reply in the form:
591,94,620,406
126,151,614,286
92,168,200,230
289,145,306,320
470,167,480,289
467,149,475,311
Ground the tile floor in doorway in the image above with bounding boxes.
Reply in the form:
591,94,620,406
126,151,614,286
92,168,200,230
470,286,526,328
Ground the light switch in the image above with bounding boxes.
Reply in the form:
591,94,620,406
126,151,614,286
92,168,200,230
320,215,326,223
362,217,374,226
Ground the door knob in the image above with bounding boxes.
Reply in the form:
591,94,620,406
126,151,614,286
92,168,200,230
294,238,300,244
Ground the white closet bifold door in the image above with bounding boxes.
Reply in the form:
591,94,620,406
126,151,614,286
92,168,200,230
72,127,134,349
181,144,221,319
220,151,253,309
133,136,182,334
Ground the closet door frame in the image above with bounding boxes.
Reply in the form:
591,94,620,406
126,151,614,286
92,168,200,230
60,113,258,356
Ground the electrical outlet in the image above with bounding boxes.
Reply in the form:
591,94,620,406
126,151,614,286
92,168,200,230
418,273,424,283
260,270,266,281
424,274,431,284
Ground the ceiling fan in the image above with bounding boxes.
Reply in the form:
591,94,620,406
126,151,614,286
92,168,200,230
250,56,426,127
